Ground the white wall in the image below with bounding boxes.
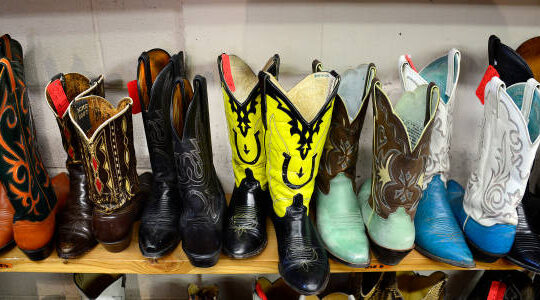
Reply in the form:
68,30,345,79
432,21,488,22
1,0,540,193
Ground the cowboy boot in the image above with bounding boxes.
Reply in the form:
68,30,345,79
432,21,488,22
0,184,14,252
170,74,226,267
0,41,58,261
44,72,104,258
217,53,279,258
358,79,439,265
260,69,339,295
517,36,540,80
136,49,185,258
398,49,474,268
313,60,375,268
489,35,533,86
0,34,23,70
68,95,145,252
449,76,540,262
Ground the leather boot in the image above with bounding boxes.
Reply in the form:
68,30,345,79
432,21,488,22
45,72,104,258
260,69,339,295
0,35,58,260
0,184,14,252
489,35,533,86
450,76,540,262
313,60,375,268
399,49,474,268
358,79,439,265
217,53,279,258
137,49,183,258
517,36,540,80
68,95,144,252
170,74,226,267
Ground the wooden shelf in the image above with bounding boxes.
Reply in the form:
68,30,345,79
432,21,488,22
0,220,521,274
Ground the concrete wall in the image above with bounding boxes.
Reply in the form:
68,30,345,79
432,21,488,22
0,0,539,299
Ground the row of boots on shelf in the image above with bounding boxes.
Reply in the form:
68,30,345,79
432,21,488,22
3,32,540,296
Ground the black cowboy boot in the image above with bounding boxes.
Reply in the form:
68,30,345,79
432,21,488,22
45,73,104,258
217,53,279,258
136,49,184,258
170,73,226,267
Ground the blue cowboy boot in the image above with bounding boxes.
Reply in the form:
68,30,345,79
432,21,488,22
399,49,474,268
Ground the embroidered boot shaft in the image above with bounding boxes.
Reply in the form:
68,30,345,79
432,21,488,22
218,53,279,258
313,60,376,268
260,69,339,295
0,37,58,260
358,79,439,265
45,72,104,258
69,95,142,252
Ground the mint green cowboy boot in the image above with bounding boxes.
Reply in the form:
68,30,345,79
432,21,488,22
314,60,376,267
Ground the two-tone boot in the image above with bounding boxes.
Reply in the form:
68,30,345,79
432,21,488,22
69,95,148,252
260,69,340,294
217,53,279,258
358,79,439,265
399,50,474,268
45,73,104,258
313,60,375,268
0,35,58,260
170,74,226,267
136,49,183,258
449,76,540,262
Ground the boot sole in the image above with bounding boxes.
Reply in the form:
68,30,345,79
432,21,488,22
415,244,475,268
184,247,221,268
367,234,412,265
222,238,268,259
278,263,330,296
98,229,133,253
139,237,181,259
20,238,54,261
465,237,505,263
0,240,15,253
505,255,539,272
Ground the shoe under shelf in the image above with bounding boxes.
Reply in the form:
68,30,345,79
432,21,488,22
0,220,521,274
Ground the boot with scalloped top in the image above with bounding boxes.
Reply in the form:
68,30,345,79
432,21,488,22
399,49,474,268
358,79,439,266
260,69,339,295
313,60,376,268
218,53,279,259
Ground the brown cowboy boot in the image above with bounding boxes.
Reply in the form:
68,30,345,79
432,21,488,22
45,73,104,258
68,95,145,252
0,35,58,260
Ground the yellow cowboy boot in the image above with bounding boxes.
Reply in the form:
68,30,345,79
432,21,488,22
260,69,340,295
218,53,279,258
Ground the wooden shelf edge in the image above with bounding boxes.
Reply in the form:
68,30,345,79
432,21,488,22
0,222,521,274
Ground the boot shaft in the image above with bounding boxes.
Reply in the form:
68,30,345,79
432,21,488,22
260,70,339,217
369,80,439,220
218,54,279,189
45,73,105,165
68,96,140,213
0,57,57,222
314,62,376,194
399,49,461,185
464,77,540,226
137,49,183,182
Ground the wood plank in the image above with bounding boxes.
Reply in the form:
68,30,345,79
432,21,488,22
0,220,521,274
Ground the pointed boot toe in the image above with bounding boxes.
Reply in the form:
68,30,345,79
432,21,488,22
57,234,97,259
139,224,179,258
507,191,540,272
415,175,474,268
280,261,329,295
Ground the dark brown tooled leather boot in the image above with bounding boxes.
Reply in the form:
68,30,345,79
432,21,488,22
45,73,104,258
68,95,143,252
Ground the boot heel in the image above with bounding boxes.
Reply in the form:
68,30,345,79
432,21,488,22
369,236,412,265
466,237,503,263
20,239,54,261
99,230,132,253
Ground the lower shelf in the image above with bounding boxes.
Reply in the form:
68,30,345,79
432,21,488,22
0,221,521,274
